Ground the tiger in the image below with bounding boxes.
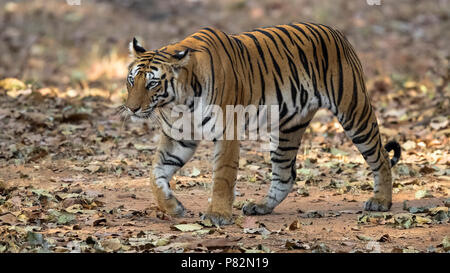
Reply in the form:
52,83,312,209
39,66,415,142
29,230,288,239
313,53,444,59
119,22,401,225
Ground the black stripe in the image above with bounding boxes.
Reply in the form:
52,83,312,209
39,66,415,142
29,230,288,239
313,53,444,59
300,84,308,108
243,33,268,72
281,121,310,134
254,29,283,57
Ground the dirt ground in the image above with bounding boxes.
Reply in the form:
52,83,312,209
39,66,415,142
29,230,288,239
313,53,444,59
0,0,449,253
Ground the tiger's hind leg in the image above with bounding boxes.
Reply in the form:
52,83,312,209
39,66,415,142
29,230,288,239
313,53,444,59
336,97,399,211
362,146,393,211
150,134,199,216
243,120,309,216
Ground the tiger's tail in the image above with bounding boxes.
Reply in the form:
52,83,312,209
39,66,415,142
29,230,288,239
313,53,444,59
384,140,401,167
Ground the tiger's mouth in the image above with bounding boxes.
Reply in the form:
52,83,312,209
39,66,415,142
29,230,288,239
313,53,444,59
116,105,155,120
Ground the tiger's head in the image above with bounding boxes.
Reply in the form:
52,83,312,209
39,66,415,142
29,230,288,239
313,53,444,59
121,37,194,120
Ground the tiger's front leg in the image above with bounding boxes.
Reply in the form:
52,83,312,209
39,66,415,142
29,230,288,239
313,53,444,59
150,134,199,216
243,120,308,216
202,140,240,225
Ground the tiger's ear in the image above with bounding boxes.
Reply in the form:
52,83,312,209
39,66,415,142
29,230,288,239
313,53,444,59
129,37,147,58
171,48,191,65
170,48,193,76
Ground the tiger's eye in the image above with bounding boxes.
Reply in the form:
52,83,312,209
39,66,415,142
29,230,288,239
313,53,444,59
147,81,158,89
128,75,134,85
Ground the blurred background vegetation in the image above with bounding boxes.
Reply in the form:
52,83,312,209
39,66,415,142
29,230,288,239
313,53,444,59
0,0,448,105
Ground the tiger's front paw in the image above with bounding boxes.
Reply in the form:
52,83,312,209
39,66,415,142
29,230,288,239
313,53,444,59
364,197,391,212
242,202,273,215
160,197,185,217
201,211,233,226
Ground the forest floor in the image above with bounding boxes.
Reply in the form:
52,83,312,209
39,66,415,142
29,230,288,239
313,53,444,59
0,0,449,253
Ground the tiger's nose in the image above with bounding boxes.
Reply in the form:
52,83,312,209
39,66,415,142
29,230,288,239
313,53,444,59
130,106,141,113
